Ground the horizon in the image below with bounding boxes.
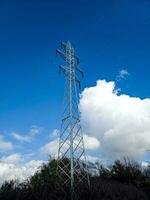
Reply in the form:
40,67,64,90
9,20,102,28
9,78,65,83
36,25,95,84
0,0,150,184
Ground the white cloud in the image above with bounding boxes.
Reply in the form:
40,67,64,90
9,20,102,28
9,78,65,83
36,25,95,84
83,134,100,150
0,156,44,185
40,133,100,158
40,138,59,156
50,129,59,138
12,132,30,142
79,80,150,161
141,161,150,169
40,129,60,156
86,155,99,163
29,125,43,136
0,135,13,151
117,69,129,80
0,153,21,164
12,125,43,142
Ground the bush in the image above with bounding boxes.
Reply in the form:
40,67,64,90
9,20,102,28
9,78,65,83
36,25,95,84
0,158,150,200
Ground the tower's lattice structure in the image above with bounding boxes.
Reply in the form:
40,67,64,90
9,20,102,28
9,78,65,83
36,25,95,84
56,41,89,199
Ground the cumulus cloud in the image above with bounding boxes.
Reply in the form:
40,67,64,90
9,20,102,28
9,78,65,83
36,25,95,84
0,156,44,185
116,69,130,81
0,135,13,151
40,129,60,157
79,80,150,161
40,133,100,157
40,138,59,156
83,134,100,150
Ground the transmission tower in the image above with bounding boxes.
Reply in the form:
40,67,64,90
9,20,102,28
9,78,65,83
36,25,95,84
56,41,90,199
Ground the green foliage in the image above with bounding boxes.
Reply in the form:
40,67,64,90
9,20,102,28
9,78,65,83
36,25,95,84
0,158,150,200
0,181,18,200
110,159,145,185
30,159,58,186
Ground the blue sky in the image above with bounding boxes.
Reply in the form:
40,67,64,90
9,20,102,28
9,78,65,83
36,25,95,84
0,0,150,171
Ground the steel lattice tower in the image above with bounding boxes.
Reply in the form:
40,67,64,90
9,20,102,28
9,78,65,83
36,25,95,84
56,41,90,199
